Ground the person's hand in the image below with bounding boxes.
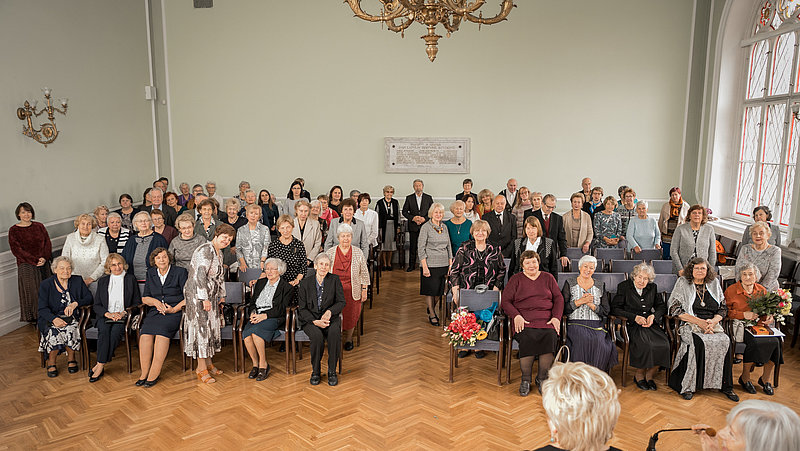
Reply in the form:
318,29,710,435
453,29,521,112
692,424,720,451
610,238,619,245
560,256,570,267
361,287,368,300
249,279,257,288
743,311,758,321
63,302,77,317
764,315,774,326
219,297,226,304
587,302,597,311
678,269,684,277
36,258,46,267
202,300,212,312
260,261,265,271
646,314,655,327
581,242,590,253
156,301,169,314
603,236,612,245
422,267,431,277
52,317,67,328
547,317,561,335
514,315,529,333
84,277,94,286
239,261,248,272
321,310,332,322
313,319,330,328
289,279,299,287
655,244,662,250
579,292,593,306
635,315,647,326
633,246,642,254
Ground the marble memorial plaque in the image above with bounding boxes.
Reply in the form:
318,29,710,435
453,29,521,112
385,137,470,173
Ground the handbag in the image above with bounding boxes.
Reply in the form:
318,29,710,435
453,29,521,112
221,303,235,328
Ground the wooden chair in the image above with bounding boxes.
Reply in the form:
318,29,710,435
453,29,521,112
135,303,190,372
778,256,799,291
557,272,579,290
238,268,263,287
593,273,627,294
80,304,141,373
610,259,642,275
608,313,670,387
506,315,567,384
652,260,673,274
447,289,504,386
723,318,780,387
219,282,246,373
569,259,581,272
632,248,663,262
654,274,678,296
236,305,293,374
39,307,92,370
717,236,738,265
289,308,344,375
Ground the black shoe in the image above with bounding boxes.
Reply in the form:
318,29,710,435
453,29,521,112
67,360,79,374
279,343,286,353
475,351,486,359
256,365,270,381
754,362,764,367
89,369,104,383
406,266,414,272
310,373,321,385
46,365,58,378
327,372,338,386
681,392,693,400
535,378,543,394
135,378,146,386
738,376,757,394
634,377,650,391
428,315,439,326
458,350,471,358
733,357,743,364
248,367,259,379
144,377,159,388
647,380,657,391
721,389,740,402
344,341,354,351
757,377,774,395
519,380,531,397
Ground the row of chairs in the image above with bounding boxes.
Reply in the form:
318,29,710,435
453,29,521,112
565,258,675,274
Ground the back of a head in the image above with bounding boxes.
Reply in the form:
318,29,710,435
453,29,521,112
541,362,620,451
729,400,800,451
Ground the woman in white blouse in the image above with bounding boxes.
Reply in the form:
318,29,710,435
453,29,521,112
354,193,379,249
62,213,109,288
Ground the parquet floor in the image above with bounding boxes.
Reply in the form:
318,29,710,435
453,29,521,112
1,269,799,450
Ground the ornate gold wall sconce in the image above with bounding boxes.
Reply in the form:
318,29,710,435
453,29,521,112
17,87,68,148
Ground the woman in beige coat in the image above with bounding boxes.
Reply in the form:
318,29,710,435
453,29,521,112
325,224,370,351
563,192,593,254
292,200,323,266
658,187,690,260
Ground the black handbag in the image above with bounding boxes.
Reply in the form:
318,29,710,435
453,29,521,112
484,310,503,341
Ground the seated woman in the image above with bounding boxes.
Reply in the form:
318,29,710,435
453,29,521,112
736,221,781,291
668,257,738,401
242,258,293,381
592,196,623,249
536,362,622,451
121,211,168,281
97,212,130,255
740,205,782,248
325,224,370,351
502,250,563,396
626,201,661,255
115,193,138,230
194,199,218,241
611,263,671,390
137,248,188,387
237,204,271,277
692,400,800,451
61,213,109,287
297,254,347,386
38,256,93,377
510,216,559,277
169,213,207,269
563,192,593,254
562,255,618,372
444,200,472,254
151,209,178,245
93,205,109,230
725,263,783,396
88,253,142,382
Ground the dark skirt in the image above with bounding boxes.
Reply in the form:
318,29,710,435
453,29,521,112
566,319,618,372
628,324,671,369
743,331,784,365
515,327,559,358
17,263,48,322
242,317,281,342
140,309,183,338
420,266,448,296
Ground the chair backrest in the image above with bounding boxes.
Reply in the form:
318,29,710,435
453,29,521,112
636,249,663,262
719,236,737,255
557,272,579,290
565,247,587,260
779,255,797,279
138,282,145,295
610,259,641,275
224,281,245,305
593,273,626,294
595,247,625,262
570,259,581,272
238,268,262,286
652,260,673,274
654,274,678,294
503,258,511,286
459,289,501,312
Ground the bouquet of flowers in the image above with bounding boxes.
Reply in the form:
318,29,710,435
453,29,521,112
746,288,793,327
442,306,486,347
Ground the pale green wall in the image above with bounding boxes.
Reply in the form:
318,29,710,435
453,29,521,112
0,0,154,239
163,0,695,201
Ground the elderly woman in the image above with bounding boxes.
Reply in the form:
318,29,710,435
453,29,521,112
741,206,782,248
582,186,605,223
184,224,236,384
241,258,293,381
121,211,168,281
611,263,671,390
169,213,206,270
325,223,370,351
670,204,717,276
297,254,346,386
177,182,193,207
355,193,379,249
293,200,322,266
626,201,661,254
38,256,93,377
325,199,370,258
97,212,131,255
659,187,691,260
329,185,344,215
463,195,480,222
614,187,637,238
88,253,141,382
511,216,559,277
137,247,188,387
736,221,781,291
725,263,782,396
477,189,494,217
268,215,307,289
418,203,452,326
62,213,109,287
150,209,178,245
376,186,399,270
222,197,247,259
511,186,533,237
593,196,623,250
194,199,218,241
165,191,188,215
115,193,138,230
562,255,618,372
563,192,593,254
692,400,800,451
9,202,52,322
93,205,110,230
444,200,472,254
502,251,563,396
237,204,272,276
258,189,281,236
536,362,622,451
668,257,738,401
284,181,304,219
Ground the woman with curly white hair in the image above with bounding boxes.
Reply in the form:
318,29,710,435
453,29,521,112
693,400,800,451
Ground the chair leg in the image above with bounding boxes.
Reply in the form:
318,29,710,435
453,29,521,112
496,348,503,386
449,345,454,383
621,343,629,387
793,318,799,347
774,360,780,387
126,334,132,373
339,339,343,374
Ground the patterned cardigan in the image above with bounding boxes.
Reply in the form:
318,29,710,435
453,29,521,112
325,246,370,300
448,241,506,290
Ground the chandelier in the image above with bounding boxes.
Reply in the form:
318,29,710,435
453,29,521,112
345,0,516,62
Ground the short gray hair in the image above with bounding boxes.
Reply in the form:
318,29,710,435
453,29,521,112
244,189,256,197
635,200,648,210
107,212,122,222
737,262,762,281
239,180,250,189
310,199,321,209
578,255,597,270
51,256,73,272
179,182,189,189
314,253,332,266
728,400,800,451
132,211,152,232
263,257,287,276
206,181,216,188
336,223,353,238
349,189,360,197
150,188,164,196
413,178,424,185
631,263,655,282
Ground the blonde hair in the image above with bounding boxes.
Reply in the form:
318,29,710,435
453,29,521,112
428,202,445,218
74,213,97,229
224,198,240,211
175,213,196,230
542,362,620,451
751,221,772,238
478,189,494,206
294,199,311,211
103,253,129,274
275,214,294,229
245,204,262,218
469,219,491,235
131,211,152,232
93,205,110,217
524,216,543,238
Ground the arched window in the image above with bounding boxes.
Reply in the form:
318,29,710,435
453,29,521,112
735,1,800,226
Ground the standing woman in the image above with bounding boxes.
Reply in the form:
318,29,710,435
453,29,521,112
329,185,344,215
115,193,138,230
258,189,280,237
38,256,93,377
463,195,480,222
268,215,307,291
658,187,690,260
93,205,110,230
477,189,494,217
593,196,623,250
670,204,716,276
444,201,472,254
510,216,559,277
61,214,109,287
376,185,400,270
150,209,178,245
511,186,533,238
121,211,168,281
626,201,662,255
325,224,370,351
169,213,207,270
418,203,452,326
194,199,218,241
284,181,304,219
355,193,379,251
184,224,236,384
318,194,339,228
237,204,271,275
9,202,52,322
615,188,637,238
563,192,593,254
293,200,322,266
736,221,781,291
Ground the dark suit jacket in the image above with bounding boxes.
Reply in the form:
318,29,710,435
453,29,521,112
143,204,178,227
402,193,434,233
37,275,93,333
142,265,188,306
525,209,567,258
611,280,666,326
296,271,346,328
482,210,516,258
455,192,479,206
375,198,400,243
93,272,142,323
247,277,293,326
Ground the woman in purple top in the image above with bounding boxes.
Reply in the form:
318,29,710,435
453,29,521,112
502,250,564,397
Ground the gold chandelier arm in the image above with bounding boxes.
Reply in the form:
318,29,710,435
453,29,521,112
345,0,407,22
439,0,486,15
460,0,515,25
386,16,414,33
441,13,463,33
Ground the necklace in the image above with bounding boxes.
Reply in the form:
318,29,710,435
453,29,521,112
432,222,443,234
695,283,706,307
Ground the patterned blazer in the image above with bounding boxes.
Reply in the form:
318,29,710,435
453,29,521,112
448,241,506,290
325,246,370,300
236,222,271,268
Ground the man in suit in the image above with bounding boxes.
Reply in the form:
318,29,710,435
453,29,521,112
498,178,518,210
297,254,346,386
482,195,516,258
580,177,592,202
525,194,569,268
143,188,178,227
455,178,479,206
402,179,434,272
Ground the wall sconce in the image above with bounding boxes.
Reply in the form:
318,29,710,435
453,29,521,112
16,87,68,148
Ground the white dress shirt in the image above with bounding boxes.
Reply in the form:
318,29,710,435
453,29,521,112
354,208,379,246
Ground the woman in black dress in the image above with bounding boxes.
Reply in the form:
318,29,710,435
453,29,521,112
509,216,559,277
267,215,307,292
137,248,188,387
258,189,280,237
375,185,400,270
611,263,670,390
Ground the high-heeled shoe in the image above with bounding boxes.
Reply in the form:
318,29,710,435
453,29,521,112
197,369,215,384
89,369,104,383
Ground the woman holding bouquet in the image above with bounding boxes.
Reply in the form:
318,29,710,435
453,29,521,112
724,263,783,396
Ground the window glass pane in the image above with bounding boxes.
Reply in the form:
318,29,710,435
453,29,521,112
742,106,762,163
762,103,786,164
770,33,795,95
780,165,795,225
758,163,781,213
737,162,757,215
736,107,762,215
748,41,769,99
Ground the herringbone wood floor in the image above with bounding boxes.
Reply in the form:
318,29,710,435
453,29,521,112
1,269,799,450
